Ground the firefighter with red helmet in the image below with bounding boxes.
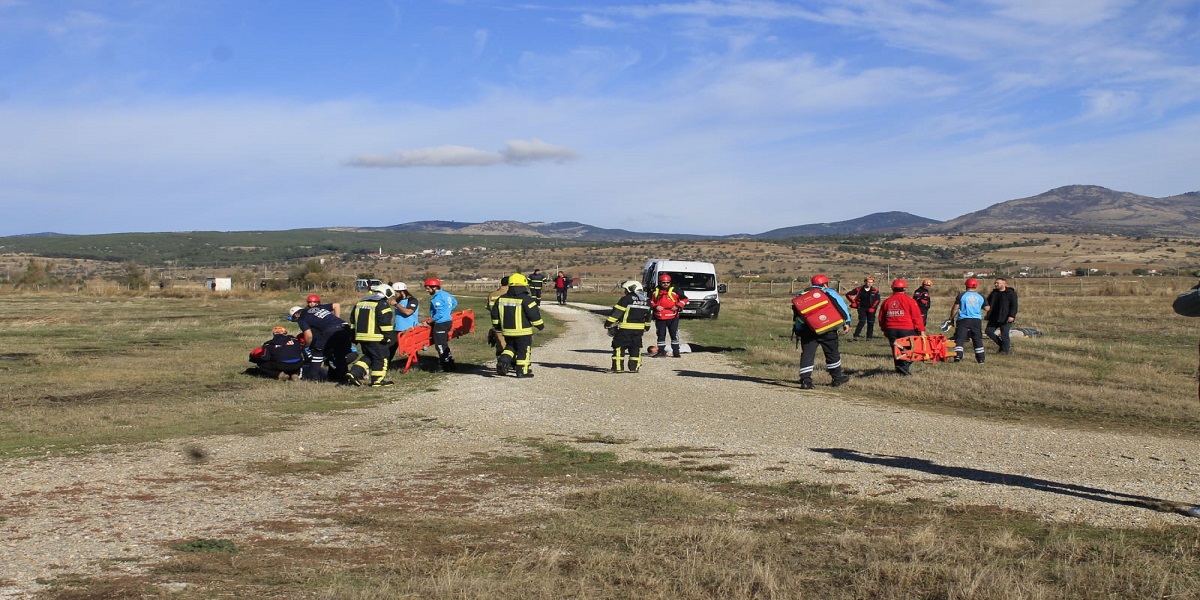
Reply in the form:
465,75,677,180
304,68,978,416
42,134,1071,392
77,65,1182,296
878,279,925,376
792,274,852,389
948,278,987,363
650,273,689,358
290,295,351,382
303,293,340,318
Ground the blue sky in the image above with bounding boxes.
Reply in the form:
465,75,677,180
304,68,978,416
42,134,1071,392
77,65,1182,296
2,0,1198,236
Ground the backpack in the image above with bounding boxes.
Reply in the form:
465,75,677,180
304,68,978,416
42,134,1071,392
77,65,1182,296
792,289,848,335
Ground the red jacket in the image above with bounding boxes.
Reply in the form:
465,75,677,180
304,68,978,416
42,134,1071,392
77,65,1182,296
878,292,925,332
651,286,687,320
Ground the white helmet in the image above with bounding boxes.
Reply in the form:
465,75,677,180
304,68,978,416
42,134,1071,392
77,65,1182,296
287,306,302,320
391,282,407,292
369,283,395,298
621,280,643,293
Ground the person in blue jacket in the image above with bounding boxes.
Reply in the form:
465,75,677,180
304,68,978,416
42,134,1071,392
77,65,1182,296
949,278,987,363
424,277,459,372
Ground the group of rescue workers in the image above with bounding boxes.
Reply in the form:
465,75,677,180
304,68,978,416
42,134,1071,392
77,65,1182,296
791,274,1019,388
251,269,691,383
250,278,459,386
253,266,1016,389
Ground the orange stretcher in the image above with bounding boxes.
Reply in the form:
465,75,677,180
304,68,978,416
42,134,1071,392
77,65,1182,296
892,334,949,362
393,309,477,372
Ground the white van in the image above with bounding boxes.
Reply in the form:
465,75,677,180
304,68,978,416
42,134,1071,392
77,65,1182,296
354,278,383,292
641,259,723,318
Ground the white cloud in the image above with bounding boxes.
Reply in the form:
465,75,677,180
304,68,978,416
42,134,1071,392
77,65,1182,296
986,0,1134,27
502,139,580,164
579,13,620,29
1079,88,1142,120
347,139,578,168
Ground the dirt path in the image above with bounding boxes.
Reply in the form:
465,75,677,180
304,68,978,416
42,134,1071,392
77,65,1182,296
3,302,1199,596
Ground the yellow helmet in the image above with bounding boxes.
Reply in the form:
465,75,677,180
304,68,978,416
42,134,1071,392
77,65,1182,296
508,273,529,286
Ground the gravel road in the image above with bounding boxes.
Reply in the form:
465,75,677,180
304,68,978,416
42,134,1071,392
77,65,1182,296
2,301,1199,597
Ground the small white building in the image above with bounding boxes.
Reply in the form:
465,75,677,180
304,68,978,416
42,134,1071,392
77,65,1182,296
205,277,232,291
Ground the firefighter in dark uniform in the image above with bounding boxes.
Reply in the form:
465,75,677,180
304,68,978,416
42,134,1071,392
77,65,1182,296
605,280,653,373
347,283,396,387
258,326,306,380
491,273,545,378
793,274,852,389
527,269,546,299
290,301,352,383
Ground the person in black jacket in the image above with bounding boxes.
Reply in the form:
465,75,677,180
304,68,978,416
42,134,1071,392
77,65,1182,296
984,278,1019,354
913,279,934,327
846,277,881,341
259,326,306,380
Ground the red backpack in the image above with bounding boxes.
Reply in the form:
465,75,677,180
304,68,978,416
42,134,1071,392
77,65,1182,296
792,289,847,334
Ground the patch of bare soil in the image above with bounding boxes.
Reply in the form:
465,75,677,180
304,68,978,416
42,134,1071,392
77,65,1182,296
2,302,1199,597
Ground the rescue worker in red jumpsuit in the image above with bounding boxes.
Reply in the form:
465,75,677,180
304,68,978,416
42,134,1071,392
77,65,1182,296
878,279,925,376
650,274,688,358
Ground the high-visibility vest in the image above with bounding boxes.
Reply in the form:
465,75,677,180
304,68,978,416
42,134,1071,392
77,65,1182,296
350,298,393,342
492,295,543,336
607,293,652,330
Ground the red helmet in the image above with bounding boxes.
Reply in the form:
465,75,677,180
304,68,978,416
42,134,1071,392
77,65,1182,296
424,278,441,288
892,279,907,289
658,274,672,284
306,294,321,303
965,278,979,288
811,274,829,286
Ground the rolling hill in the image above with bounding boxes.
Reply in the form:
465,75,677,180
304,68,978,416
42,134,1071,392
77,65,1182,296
752,211,940,238
931,185,1200,236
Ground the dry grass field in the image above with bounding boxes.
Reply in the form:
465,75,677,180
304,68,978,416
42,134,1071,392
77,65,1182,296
3,270,1200,598
10,232,1195,293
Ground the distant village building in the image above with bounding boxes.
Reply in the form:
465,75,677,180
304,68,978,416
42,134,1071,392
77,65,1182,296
205,277,232,291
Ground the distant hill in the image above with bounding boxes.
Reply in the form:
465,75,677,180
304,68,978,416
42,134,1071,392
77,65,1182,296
753,211,940,239
931,185,1200,236
366,220,703,242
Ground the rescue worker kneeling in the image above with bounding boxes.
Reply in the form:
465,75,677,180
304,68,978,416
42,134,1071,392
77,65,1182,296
605,280,652,373
491,273,544,378
348,283,396,387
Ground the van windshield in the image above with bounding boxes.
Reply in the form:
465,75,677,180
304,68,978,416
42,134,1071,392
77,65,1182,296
662,271,715,292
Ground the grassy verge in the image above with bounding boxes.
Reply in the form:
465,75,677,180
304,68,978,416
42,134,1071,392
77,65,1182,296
37,441,1200,599
0,291,563,458
675,291,1200,436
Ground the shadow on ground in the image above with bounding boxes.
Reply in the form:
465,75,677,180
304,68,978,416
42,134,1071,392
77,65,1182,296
811,447,1195,515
